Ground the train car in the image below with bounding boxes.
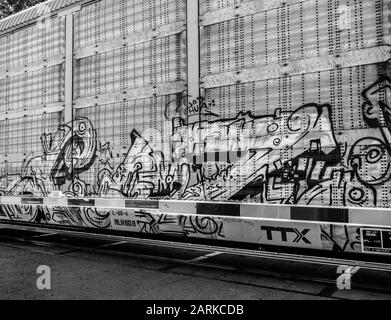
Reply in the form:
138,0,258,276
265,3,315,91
0,0,390,257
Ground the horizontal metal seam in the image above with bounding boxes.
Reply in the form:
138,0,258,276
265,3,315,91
74,23,186,60
0,55,65,80
201,46,391,88
200,0,313,26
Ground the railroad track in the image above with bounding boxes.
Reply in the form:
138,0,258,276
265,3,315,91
0,222,390,300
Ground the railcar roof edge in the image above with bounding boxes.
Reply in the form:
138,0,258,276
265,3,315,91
0,0,86,32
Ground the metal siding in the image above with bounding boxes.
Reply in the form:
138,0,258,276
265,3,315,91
197,0,391,209
0,5,67,196
0,112,63,197
199,0,253,16
0,17,65,69
0,0,389,239
73,0,187,195
200,0,391,77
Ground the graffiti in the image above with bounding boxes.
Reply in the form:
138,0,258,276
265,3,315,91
135,211,224,238
187,96,218,118
0,202,110,228
50,206,110,229
98,130,184,199
185,215,224,237
320,224,361,252
0,204,42,223
0,116,107,226
1,117,97,198
164,94,219,124
175,103,340,202
0,78,390,228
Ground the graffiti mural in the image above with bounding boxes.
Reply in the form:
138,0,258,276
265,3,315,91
95,77,391,208
98,130,183,199
1,117,97,197
320,224,361,253
0,77,390,227
135,211,224,238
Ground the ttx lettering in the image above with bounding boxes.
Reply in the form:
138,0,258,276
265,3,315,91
261,226,311,244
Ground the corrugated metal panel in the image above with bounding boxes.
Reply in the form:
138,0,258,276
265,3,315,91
203,63,382,131
0,0,70,197
200,0,253,15
200,0,391,77
72,0,187,194
0,112,63,192
0,16,65,70
74,0,187,103
74,0,185,50
0,12,66,117
196,0,391,209
74,34,185,101
75,95,179,198
0,65,65,113
0,113,62,155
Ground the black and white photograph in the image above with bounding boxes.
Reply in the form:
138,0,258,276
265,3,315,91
0,0,390,311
